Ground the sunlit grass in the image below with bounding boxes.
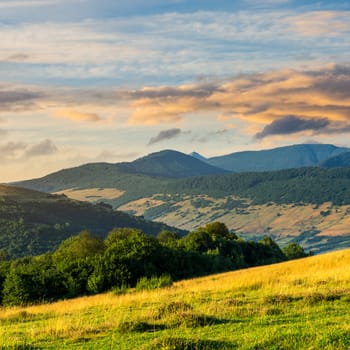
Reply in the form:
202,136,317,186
0,249,349,349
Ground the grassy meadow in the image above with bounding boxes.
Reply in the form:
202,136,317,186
0,249,349,349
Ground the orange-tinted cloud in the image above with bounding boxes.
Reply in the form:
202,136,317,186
129,97,203,125
126,64,350,139
286,11,350,37
54,109,102,122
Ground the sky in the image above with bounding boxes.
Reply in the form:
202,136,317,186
0,0,350,182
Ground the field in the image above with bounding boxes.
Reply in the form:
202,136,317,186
0,249,349,349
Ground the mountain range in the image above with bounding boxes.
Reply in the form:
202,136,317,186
195,143,350,172
14,144,350,193
7,143,350,254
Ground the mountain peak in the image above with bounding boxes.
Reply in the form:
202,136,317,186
189,151,207,162
119,149,226,178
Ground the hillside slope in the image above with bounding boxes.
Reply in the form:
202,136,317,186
0,184,184,258
206,143,349,172
1,249,349,349
119,194,350,254
320,151,350,168
11,167,350,253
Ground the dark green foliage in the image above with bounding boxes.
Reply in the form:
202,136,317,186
167,167,350,205
283,242,309,260
0,222,289,306
0,185,185,258
205,221,237,240
238,237,285,266
2,255,66,305
156,230,180,246
181,229,214,253
53,230,105,260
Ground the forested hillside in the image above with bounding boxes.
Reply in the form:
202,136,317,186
14,166,350,207
0,185,184,258
168,167,350,205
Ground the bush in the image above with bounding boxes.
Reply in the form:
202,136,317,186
283,242,308,260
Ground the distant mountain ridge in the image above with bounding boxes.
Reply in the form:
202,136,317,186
12,143,350,203
204,144,350,172
189,151,207,162
9,144,350,254
118,150,227,178
320,151,350,168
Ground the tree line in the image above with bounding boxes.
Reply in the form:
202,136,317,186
0,222,308,306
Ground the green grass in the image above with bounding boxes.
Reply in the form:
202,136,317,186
0,249,349,349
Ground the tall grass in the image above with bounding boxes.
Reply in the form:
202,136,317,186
0,249,349,349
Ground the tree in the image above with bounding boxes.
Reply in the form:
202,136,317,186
181,229,214,253
205,222,237,240
157,230,180,247
283,242,308,260
54,230,105,261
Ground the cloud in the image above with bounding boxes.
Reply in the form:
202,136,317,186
286,11,350,37
242,0,289,7
0,86,43,112
53,109,103,122
0,0,60,8
1,9,349,86
2,63,350,141
148,128,183,145
125,64,350,138
0,139,58,160
5,53,30,62
96,150,140,162
25,139,58,157
254,115,330,139
0,142,27,157
193,129,229,143
209,129,229,136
